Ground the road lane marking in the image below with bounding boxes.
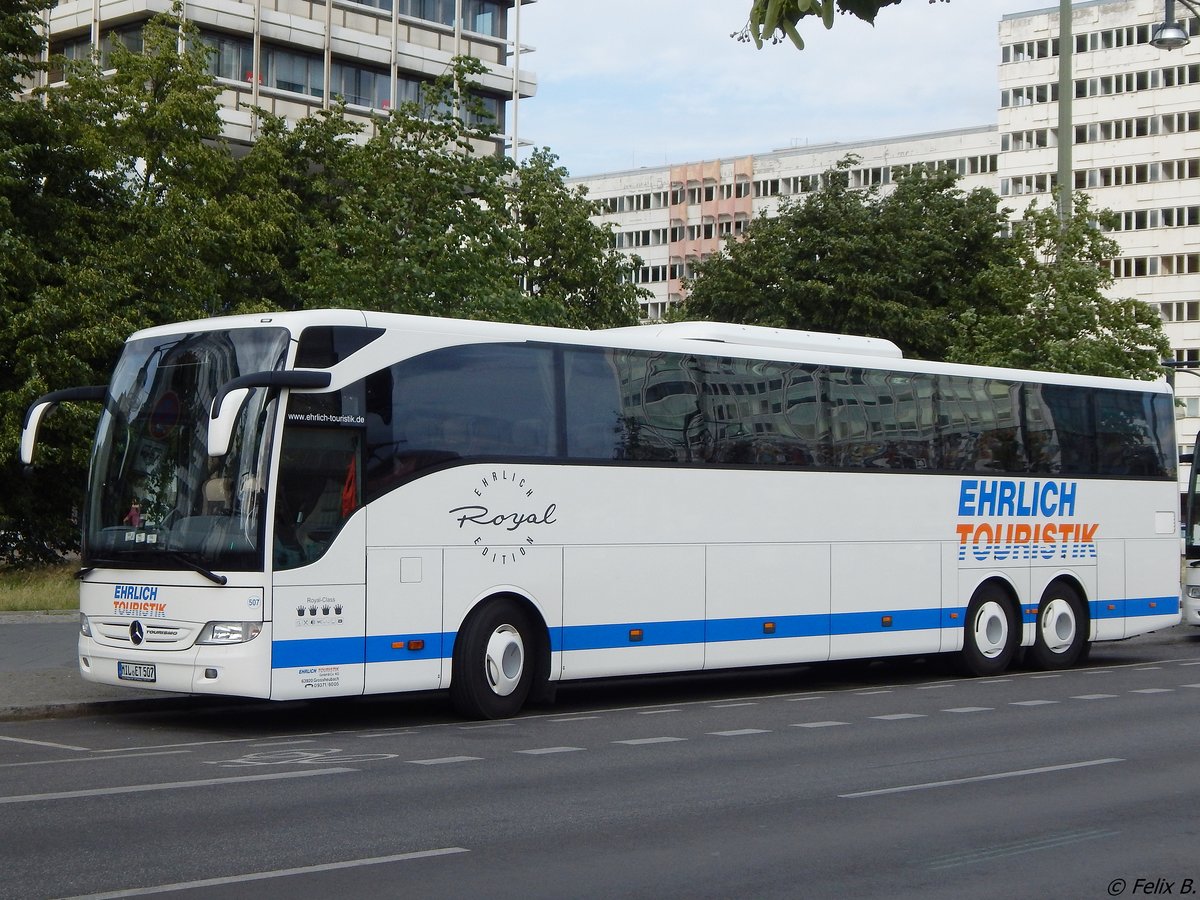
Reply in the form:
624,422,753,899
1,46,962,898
871,714,926,721
550,716,600,723
0,735,89,751
637,709,681,715
1129,688,1173,694
613,737,685,745
1009,700,1059,706
0,750,190,769
408,756,481,765
791,721,850,728
515,747,584,755
708,729,771,737
0,767,356,805
839,758,1124,799
1072,694,1118,700
712,702,758,708
926,828,1120,870
63,847,469,898
942,707,993,713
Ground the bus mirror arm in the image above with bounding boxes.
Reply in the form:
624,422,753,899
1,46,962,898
208,370,332,458
20,386,108,467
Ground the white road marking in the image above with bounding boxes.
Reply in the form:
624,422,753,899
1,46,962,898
1010,700,1059,707
712,702,758,708
550,716,600,722
871,713,926,721
0,767,355,805
0,735,89,751
1072,694,1118,700
942,707,993,713
0,750,190,769
791,721,850,728
613,737,685,745
840,758,1124,799
408,756,481,765
515,747,584,755
63,847,469,899
637,709,681,715
1129,688,1174,694
708,729,771,737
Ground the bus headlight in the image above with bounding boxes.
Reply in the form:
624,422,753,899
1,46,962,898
80,613,92,637
197,622,263,644
1187,586,1200,600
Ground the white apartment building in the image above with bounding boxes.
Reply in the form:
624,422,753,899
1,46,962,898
574,0,1200,487
39,0,535,151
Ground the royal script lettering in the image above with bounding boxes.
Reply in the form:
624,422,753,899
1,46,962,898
449,503,557,532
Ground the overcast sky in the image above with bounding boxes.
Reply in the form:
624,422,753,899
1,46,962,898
514,0,1060,177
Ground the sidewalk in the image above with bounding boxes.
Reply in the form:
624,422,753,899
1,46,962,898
0,611,191,721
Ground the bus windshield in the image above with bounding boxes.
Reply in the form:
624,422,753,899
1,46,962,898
83,327,290,573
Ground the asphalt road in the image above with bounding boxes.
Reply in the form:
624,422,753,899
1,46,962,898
1,627,1198,899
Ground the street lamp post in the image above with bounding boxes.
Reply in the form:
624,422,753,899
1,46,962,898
1058,0,1073,223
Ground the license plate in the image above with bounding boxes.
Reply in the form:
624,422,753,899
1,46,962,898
118,661,156,683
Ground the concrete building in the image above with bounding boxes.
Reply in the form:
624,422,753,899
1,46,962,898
572,0,1200,483
39,0,535,151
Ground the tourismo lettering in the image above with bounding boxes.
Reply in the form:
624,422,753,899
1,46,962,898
449,504,557,532
957,479,1077,517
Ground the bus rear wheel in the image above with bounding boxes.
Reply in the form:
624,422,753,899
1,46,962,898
1027,582,1087,670
450,597,535,720
958,584,1018,676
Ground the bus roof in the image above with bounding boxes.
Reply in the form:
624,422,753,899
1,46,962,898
128,309,1171,396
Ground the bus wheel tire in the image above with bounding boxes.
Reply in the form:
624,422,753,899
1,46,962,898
450,598,535,720
1027,583,1087,670
958,585,1017,676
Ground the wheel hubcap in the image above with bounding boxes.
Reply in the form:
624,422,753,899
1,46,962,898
484,624,524,697
973,600,1009,659
1040,597,1076,654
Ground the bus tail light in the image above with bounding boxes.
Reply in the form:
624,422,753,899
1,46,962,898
197,622,263,645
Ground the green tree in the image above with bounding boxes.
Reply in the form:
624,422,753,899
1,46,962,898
509,148,645,329
735,0,946,50
947,194,1169,381
682,160,1167,381
682,159,1018,361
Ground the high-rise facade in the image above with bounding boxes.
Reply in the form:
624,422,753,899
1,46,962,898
573,0,1200,481
39,0,535,150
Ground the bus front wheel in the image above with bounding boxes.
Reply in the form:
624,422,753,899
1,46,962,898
450,597,535,720
1027,582,1087,670
958,584,1018,676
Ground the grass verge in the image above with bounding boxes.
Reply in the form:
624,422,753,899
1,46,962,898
0,564,79,612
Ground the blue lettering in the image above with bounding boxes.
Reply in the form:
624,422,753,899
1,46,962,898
958,480,978,516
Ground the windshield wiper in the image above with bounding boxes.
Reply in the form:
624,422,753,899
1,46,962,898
162,551,228,585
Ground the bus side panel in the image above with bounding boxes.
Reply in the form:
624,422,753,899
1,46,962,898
829,543,941,660
560,545,704,680
703,543,831,669
1122,537,1184,637
271,514,367,700
1093,539,1127,641
270,584,366,699
364,548,444,695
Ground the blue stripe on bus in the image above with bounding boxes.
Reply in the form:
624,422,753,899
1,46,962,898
269,597,1180,668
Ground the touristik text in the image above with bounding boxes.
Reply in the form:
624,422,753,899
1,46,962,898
112,584,166,617
955,479,1098,562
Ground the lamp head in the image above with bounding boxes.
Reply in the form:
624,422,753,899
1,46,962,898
1152,22,1191,49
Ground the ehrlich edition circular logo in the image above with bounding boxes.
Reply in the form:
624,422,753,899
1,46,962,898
448,469,558,565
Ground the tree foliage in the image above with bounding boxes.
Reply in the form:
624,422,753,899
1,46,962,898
0,9,643,564
681,157,1168,381
735,0,948,50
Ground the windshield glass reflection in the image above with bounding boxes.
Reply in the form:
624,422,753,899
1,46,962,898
84,327,290,572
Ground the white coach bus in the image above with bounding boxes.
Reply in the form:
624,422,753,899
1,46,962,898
21,310,1182,718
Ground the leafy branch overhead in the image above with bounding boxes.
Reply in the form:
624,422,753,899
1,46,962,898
736,0,948,49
